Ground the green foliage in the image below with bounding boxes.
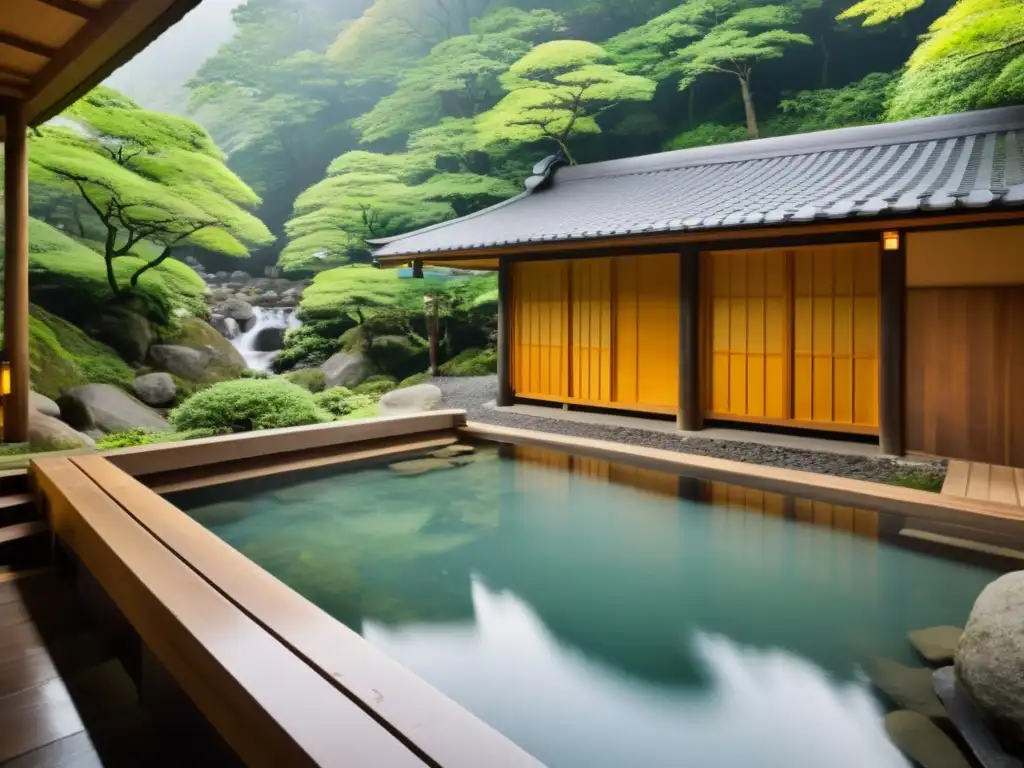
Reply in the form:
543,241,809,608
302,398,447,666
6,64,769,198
314,387,377,417
476,40,656,162
299,265,413,322
94,427,223,450
774,71,896,132
887,468,945,493
353,375,399,396
439,347,498,376
169,378,332,433
665,122,748,149
608,1,718,79
238,369,274,379
273,323,344,372
398,372,432,388
283,368,328,392
21,305,134,400
838,0,925,25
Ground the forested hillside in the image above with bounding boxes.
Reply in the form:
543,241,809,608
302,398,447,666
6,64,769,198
178,0,1023,276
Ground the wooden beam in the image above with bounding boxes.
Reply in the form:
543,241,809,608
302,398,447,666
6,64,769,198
36,0,100,20
879,232,906,456
496,259,513,407
0,65,31,83
411,259,423,279
0,32,57,60
4,101,30,444
678,247,702,431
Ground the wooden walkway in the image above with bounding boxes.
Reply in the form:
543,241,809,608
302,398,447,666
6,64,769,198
942,460,1024,507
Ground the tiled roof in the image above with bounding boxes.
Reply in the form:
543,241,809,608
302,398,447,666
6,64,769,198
371,106,1024,258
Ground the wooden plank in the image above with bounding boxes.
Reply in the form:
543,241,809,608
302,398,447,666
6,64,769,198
1016,469,1024,506
0,731,100,768
32,458,425,768
0,678,84,763
942,460,971,497
71,455,542,768
989,465,1020,506
967,462,991,501
0,521,46,545
4,99,30,444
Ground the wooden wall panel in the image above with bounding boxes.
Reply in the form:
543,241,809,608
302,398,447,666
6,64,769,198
705,250,789,420
906,287,1024,467
570,258,613,403
613,254,679,411
511,261,569,399
792,244,879,430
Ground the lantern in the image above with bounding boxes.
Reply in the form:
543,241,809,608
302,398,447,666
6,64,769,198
882,230,901,252
0,353,10,396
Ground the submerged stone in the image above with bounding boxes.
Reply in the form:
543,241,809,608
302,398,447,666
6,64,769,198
885,710,971,768
430,444,476,459
389,458,456,476
868,657,947,718
933,666,1024,768
910,626,963,665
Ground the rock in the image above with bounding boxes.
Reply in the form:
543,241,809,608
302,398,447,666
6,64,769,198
155,317,246,378
190,502,249,528
27,411,95,451
131,373,177,407
282,287,299,298
149,345,211,380
209,314,240,340
253,326,286,352
230,270,250,283
910,626,963,665
957,571,1024,751
30,391,61,419
868,658,948,718
215,271,229,280
86,306,154,363
389,458,457,476
279,295,299,307
58,384,168,434
431,444,475,459
211,288,233,303
322,351,375,388
378,384,443,416
933,666,1024,768
214,298,255,332
884,710,971,768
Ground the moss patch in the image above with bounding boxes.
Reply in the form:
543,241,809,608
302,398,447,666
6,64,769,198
157,316,246,383
439,347,497,376
888,469,945,493
283,368,327,392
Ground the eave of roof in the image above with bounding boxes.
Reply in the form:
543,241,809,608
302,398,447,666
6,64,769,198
371,106,1024,260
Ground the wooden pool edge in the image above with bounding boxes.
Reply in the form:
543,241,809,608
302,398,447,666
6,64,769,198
28,411,543,768
461,422,1024,539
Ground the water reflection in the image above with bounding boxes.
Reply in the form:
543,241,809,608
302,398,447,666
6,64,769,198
366,577,909,768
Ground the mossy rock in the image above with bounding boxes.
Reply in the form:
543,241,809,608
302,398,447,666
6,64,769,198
18,305,134,400
398,372,431,389
283,368,327,392
155,317,246,382
85,305,155,363
439,348,497,377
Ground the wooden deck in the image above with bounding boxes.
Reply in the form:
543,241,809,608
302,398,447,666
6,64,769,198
942,460,1024,507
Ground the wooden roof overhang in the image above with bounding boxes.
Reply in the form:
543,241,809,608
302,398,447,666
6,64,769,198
0,0,202,136
375,208,1024,271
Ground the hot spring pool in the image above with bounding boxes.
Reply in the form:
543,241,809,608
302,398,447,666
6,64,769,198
172,443,1000,768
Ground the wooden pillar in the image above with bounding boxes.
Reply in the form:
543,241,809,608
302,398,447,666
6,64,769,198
496,258,513,407
677,247,702,431
878,231,906,456
412,259,423,279
4,100,30,444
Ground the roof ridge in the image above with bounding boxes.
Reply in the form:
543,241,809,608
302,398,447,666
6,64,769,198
556,106,1024,184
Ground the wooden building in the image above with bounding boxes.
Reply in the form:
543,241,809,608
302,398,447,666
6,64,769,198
1,0,203,443
372,107,1024,466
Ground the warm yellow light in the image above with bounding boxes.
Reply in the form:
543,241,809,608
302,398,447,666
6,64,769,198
0,357,10,397
882,230,900,251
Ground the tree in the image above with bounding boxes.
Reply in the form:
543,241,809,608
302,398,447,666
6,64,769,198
476,40,656,163
675,5,813,138
29,88,273,297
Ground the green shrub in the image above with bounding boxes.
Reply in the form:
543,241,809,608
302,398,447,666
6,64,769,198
343,402,379,420
273,324,342,372
170,379,332,433
283,368,326,392
439,348,497,377
398,372,431,388
314,387,376,417
238,370,273,379
354,374,397,397
94,427,223,450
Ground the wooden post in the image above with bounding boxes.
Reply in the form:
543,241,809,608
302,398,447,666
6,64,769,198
879,231,906,456
412,259,423,279
678,248,702,431
4,100,30,444
496,258,513,407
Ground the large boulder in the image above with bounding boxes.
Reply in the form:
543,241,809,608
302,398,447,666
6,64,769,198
30,391,61,419
131,372,177,407
209,314,240,340
58,384,168,434
154,317,246,380
322,351,375,388
27,411,95,451
85,306,154,363
148,345,211,380
956,571,1024,750
378,384,443,416
253,326,286,352
230,270,250,283
214,298,256,332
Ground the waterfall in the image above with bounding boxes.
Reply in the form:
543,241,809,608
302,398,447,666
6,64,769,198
232,307,301,372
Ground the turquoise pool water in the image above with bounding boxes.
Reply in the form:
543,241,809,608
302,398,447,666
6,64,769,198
174,445,999,768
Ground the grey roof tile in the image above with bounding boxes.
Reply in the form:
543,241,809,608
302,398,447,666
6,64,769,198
371,107,1024,258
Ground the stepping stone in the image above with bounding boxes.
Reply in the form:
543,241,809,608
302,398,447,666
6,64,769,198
885,710,971,768
389,458,456,476
430,444,476,459
933,666,1023,768
869,657,948,718
910,626,963,665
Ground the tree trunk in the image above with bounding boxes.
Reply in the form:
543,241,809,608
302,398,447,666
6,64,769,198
428,298,439,376
103,226,121,295
738,75,758,139
688,83,696,128
129,245,173,289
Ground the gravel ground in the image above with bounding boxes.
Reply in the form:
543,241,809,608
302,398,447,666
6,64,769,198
431,375,945,486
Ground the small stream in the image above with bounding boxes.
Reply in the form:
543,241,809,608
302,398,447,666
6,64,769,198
232,307,301,372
